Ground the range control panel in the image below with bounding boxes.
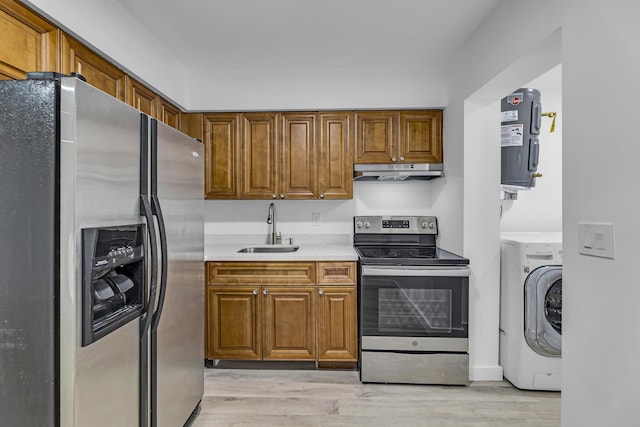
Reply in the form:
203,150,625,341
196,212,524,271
354,216,438,234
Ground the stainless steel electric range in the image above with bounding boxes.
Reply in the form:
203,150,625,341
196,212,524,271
354,216,470,385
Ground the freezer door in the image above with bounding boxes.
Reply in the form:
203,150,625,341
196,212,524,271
153,120,205,426
0,79,58,427
58,77,143,427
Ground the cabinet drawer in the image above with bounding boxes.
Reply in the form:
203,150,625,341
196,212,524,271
207,262,316,285
317,262,356,285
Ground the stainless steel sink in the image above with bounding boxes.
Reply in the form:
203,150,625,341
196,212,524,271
237,245,300,253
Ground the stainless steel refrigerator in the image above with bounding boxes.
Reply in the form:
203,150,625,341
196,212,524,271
0,73,204,427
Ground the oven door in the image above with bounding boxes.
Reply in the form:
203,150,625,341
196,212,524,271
360,265,470,352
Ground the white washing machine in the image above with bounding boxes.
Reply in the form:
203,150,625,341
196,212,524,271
500,232,562,391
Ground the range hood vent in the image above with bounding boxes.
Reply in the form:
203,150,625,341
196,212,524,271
353,163,443,181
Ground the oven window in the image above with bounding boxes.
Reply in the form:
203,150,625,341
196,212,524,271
378,288,452,332
361,275,468,338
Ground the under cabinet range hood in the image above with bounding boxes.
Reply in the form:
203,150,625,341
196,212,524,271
353,163,443,181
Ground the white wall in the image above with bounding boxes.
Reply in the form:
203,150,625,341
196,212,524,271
188,66,447,111
446,0,562,381
22,0,189,108
500,65,563,232
561,1,640,426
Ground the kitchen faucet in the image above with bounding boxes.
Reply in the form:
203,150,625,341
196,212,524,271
266,202,280,245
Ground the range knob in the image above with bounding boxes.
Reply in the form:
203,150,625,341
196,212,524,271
364,221,371,229
421,221,435,229
356,221,364,229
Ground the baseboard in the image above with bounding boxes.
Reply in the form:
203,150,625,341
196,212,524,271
470,365,504,381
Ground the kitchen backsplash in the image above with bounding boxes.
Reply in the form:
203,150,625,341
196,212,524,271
205,180,441,235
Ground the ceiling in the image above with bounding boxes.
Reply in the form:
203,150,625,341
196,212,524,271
116,0,501,72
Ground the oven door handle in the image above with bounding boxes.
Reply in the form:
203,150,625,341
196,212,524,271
361,266,471,277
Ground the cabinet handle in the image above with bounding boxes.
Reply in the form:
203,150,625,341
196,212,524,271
272,194,277,199
263,289,268,295
253,289,259,295
280,194,285,199
392,157,397,162
400,156,405,161
318,289,324,295
319,193,325,199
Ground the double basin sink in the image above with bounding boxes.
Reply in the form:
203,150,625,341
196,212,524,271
237,245,300,253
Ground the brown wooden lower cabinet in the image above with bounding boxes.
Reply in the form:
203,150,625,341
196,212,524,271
262,286,316,360
317,286,357,362
205,261,357,364
207,285,261,360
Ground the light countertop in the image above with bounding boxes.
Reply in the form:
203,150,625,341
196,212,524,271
205,234,358,262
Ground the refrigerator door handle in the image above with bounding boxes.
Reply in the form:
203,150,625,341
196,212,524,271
139,195,159,336
150,194,168,329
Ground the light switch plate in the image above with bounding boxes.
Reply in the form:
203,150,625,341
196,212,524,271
578,222,615,259
312,212,321,226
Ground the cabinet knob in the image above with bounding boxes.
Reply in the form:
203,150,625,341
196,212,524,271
280,194,285,199
319,193,325,199
253,289,259,295
392,157,397,162
400,156,405,161
263,289,268,295
272,194,277,199
318,289,324,295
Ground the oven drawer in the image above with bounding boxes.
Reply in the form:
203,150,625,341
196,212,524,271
361,351,469,385
361,336,468,352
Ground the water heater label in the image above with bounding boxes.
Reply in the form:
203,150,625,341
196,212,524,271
501,124,524,147
507,92,524,105
501,110,518,122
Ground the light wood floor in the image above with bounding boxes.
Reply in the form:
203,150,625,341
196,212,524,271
192,365,560,427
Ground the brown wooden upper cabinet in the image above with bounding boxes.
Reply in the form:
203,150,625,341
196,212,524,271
241,112,280,199
242,112,317,200
205,111,353,200
354,110,443,164
0,1,58,80
61,33,126,101
157,96,181,129
203,113,241,199
318,112,353,199
125,76,157,117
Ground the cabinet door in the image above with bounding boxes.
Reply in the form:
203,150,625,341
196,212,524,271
399,110,443,163
61,33,125,101
262,286,316,360
354,111,397,163
203,113,240,199
125,76,157,116
157,97,181,130
280,112,317,199
181,113,204,141
317,286,357,362
318,112,353,199
207,286,261,360
242,112,278,199
0,3,58,80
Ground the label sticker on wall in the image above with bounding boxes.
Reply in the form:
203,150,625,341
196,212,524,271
501,110,518,122
501,124,524,147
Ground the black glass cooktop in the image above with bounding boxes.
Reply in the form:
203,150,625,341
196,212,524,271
356,246,437,259
355,245,469,266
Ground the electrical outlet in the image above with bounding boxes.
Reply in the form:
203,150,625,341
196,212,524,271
312,213,321,226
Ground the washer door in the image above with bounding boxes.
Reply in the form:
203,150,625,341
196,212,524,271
524,265,562,356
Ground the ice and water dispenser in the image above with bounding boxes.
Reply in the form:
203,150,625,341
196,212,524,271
82,224,145,346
